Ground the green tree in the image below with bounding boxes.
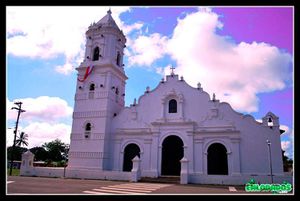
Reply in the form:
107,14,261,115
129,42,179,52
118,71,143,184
15,132,28,147
42,139,69,162
30,146,49,161
282,150,293,172
7,146,27,161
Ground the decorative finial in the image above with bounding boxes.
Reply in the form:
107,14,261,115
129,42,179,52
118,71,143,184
107,8,112,15
197,82,201,89
146,86,150,93
212,93,216,101
170,65,175,76
133,98,136,106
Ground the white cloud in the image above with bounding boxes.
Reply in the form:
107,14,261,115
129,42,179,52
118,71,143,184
281,141,290,152
6,122,71,148
166,9,292,113
128,33,168,66
55,63,74,75
280,125,293,159
121,22,144,35
7,6,130,75
7,96,73,148
7,96,73,122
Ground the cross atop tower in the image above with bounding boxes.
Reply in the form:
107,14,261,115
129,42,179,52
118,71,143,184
107,8,112,15
170,65,175,76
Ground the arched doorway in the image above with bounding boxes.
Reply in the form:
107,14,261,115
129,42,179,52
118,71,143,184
161,135,184,176
123,143,140,172
207,143,228,175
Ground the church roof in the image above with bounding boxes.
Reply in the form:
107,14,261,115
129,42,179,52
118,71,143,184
95,9,120,30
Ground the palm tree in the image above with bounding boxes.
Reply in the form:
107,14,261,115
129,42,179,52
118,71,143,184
15,131,28,147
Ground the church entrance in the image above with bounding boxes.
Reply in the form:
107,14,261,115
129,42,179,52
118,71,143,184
207,143,228,175
123,143,140,172
161,135,184,176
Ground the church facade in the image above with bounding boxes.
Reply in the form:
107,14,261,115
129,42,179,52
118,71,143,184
66,10,287,185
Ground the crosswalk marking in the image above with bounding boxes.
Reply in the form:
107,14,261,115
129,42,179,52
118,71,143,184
100,186,152,193
91,188,139,194
120,183,171,187
83,190,107,194
229,186,237,192
7,181,15,184
83,182,173,195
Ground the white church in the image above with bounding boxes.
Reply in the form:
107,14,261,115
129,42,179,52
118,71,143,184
21,10,290,185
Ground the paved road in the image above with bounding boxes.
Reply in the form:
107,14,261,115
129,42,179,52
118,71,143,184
5,176,282,195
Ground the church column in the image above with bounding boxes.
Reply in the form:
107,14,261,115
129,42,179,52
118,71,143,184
106,71,112,90
85,36,93,60
186,131,194,174
194,138,204,174
160,99,165,120
113,139,122,171
230,138,241,176
179,95,184,120
150,132,159,177
143,139,152,174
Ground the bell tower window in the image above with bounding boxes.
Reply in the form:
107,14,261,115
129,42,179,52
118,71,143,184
169,99,177,113
93,47,100,61
85,123,92,139
89,83,95,99
116,52,121,66
85,123,91,131
89,83,95,91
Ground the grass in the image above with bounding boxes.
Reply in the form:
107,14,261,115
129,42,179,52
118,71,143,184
7,168,20,176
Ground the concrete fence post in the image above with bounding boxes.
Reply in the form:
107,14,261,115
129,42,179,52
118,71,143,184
131,156,141,182
180,157,189,184
20,151,35,176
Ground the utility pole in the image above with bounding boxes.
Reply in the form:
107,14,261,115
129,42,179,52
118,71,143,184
10,102,25,176
266,139,273,183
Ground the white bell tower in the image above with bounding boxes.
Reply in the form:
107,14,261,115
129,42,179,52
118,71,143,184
68,9,127,170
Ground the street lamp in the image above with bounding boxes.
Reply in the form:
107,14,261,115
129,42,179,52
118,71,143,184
9,102,25,176
266,139,273,183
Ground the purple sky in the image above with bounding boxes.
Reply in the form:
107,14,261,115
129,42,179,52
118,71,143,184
213,7,293,54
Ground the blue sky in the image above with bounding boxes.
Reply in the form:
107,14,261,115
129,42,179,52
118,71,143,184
6,6,293,158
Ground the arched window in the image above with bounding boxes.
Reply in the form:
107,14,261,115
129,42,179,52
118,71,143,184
84,123,91,139
89,83,95,91
116,52,121,66
85,123,91,131
93,47,100,61
169,99,177,113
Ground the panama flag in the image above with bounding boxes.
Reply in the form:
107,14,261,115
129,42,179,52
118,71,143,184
77,66,94,82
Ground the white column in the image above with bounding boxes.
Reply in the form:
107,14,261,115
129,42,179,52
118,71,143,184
143,139,152,173
161,99,165,120
20,151,35,176
194,139,204,174
180,157,189,184
187,132,194,174
131,156,141,182
151,132,159,177
231,139,241,176
179,101,184,120
113,139,122,171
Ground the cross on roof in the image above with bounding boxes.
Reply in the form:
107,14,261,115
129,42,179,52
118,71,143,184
170,66,175,75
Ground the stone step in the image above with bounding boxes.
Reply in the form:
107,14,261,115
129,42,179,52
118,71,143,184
140,176,180,184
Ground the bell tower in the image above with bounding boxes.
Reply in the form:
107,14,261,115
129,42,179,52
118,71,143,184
68,9,127,170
